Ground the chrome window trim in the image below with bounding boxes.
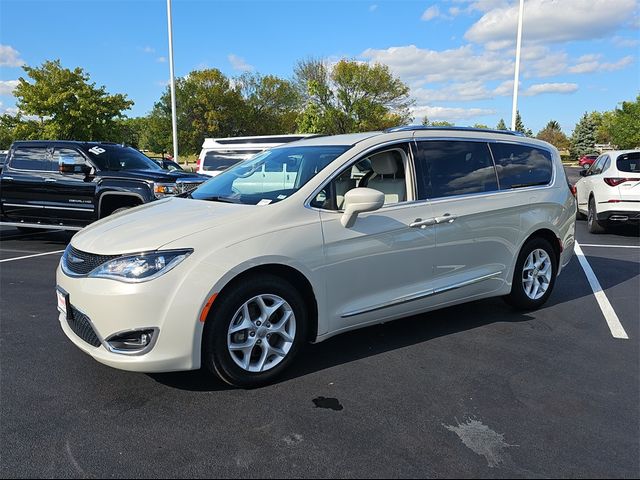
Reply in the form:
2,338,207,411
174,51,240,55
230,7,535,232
341,270,503,318
304,138,417,212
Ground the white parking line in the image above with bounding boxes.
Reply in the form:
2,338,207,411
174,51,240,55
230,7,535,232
574,242,629,339
0,250,65,263
579,244,640,249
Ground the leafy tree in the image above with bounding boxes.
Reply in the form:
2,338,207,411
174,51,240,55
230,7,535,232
421,115,430,126
570,112,597,159
295,58,413,134
147,68,246,155
536,120,570,150
496,118,507,130
430,120,455,126
13,60,132,140
608,95,640,149
472,123,489,129
237,73,301,135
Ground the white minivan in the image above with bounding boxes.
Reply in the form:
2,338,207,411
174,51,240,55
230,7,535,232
57,127,576,387
196,134,313,177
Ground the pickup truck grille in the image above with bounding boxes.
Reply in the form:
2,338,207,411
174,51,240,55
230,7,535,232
63,246,120,276
176,181,203,194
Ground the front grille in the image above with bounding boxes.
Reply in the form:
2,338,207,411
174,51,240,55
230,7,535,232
63,246,120,276
68,306,101,347
176,181,203,194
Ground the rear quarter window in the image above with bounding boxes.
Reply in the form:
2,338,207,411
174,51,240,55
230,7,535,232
616,152,640,173
490,143,553,189
9,146,52,171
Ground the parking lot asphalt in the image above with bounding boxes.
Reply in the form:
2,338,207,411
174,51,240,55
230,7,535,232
1,169,639,478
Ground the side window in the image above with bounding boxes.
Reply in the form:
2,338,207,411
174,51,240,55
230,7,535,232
311,146,408,210
53,148,87,168
491,143,553,188
414,140,498,199
589,156,606,176
600,156,611,173
9,147,52,171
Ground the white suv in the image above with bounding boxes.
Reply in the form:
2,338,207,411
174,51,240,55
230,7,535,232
56,127,576,387
196,135,313,177
575,150,640,233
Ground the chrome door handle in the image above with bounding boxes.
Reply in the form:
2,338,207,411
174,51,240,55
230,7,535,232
44,178,57,183
435,214,457,224
410,218,437,229
2,176,13,181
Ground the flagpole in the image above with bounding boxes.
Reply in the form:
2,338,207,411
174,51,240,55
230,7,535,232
167,0,179,164
511,0,525,131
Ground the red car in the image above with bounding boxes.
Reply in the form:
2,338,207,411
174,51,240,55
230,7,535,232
578,153,599,168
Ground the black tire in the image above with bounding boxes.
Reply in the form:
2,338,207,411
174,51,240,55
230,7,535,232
504,237,558,311
202,274,308,388
587,197,606,234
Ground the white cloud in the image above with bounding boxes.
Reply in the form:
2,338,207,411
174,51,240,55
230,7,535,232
369,4,378,12
569,54,634,74
0,80,19,95
412,105,495,122
141,46,155,54
228,54,254,72
612,36,640,48
522,83,578,96
465,0,637,49
361,45,514,84
157,56,167,63
421,5,440,21
413,81,493,102
0,45,25,67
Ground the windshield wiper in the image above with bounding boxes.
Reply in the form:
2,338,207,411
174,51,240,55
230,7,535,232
202,195,241,204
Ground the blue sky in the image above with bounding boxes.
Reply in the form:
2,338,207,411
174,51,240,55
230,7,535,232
0,0,638,134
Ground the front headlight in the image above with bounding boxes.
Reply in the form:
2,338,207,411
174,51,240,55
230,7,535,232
154,182,178,198
89,249,193,283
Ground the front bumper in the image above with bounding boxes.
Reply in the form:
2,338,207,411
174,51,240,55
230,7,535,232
55,262,208,373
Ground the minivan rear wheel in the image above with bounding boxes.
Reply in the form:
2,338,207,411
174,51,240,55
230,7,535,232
504,237,558,310
202,274,308,388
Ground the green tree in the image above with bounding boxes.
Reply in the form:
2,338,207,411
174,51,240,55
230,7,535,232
237,73,301,135
430,120,455,126
147,68,246,155
570,112,597,159
472,123,489,129
295,58,413,134
608,95,640,149
13,60,132,141
421,115,430,126
536,120,570,150
514,111,532,136
496,118,507,130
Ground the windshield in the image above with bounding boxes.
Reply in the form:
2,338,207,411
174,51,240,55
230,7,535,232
203,150,262,171
86,145,163,171
191,145,350,205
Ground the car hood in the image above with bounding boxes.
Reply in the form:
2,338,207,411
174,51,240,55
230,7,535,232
71,197,253,254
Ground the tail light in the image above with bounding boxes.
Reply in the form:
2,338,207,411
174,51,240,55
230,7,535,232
569,183,577,197
604,178,633,186
196,158,202,171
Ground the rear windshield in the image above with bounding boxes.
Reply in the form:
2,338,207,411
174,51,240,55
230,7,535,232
85,145,162,171
203,150,262,171
616,152,640,173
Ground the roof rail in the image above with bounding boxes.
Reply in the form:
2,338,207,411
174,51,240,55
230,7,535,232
384,125,525,137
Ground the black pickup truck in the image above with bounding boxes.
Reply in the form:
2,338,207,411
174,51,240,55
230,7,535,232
0,141,207,232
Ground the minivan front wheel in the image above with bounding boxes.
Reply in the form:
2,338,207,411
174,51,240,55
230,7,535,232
202,274,307,388
504,237,557,310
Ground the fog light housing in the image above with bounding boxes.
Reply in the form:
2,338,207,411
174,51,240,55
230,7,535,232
105,328,158,355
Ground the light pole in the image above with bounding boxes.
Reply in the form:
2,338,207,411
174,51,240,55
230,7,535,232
166,0,179,164
511,0,525,131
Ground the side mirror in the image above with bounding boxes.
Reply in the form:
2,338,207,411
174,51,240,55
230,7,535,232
59,162,91,175
579,169,588,177
340,187,385,228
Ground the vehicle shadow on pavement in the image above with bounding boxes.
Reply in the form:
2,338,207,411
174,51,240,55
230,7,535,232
0,228,74,244
149,297,537,392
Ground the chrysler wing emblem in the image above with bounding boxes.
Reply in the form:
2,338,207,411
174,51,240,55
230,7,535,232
67,253,85,264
